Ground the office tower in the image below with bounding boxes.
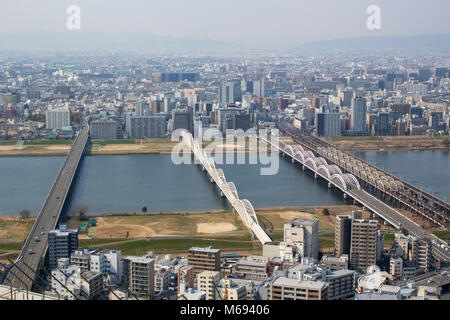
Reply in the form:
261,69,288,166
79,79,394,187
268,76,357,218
351,96,367,133
125,115,166,138
151,99,164,114
46,107,71,129
315,113,341,137
172,109,194,134
418,68,432,82
123,256,155,298
284,217,319,260
196,270,221,300
48,225,78,270
412,238,432,273
335,215,352,257
188,247,221,273
339,89,354,107
252,79,265,97
136,98,149,116
219,81,242,105
349,219,378,272
177,265,194,292
428,112,440,129
90,120,118,139
389,256,403,280
234,113,251,131
374,113,389,136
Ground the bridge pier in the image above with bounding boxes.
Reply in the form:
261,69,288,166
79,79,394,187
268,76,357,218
302,165,305,171
292,158,295,164
328,182,332,189
314,173,318,180
343,193,347,199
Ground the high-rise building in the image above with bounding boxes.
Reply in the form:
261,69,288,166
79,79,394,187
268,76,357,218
48,225,79,270
335,215,352,257
126,115,166,138
252,79,265,97
123,256,155,298
284,217,319,260
136,98,150,116
351,96,367,133
188,247,221,273
90,120,118,139
46,107,71,130
349,219,378,272
412,238,432,273
219,81,242,105
315,113,341,137
339,89,354,107
172,109,194,134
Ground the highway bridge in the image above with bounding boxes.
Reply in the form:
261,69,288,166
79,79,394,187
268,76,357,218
181,131,272,244
261,130,450,264
3,120,90,291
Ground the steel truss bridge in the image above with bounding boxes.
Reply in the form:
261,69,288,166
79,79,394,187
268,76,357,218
261,130,450,263
281,126,449,229
181,131,272,244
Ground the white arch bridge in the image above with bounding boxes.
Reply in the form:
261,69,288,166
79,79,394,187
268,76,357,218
181,131,272,244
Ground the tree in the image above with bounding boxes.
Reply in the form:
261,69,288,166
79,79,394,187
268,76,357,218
72,205,89,221
20,210,31,220
142,206,148,213
322,208,330,216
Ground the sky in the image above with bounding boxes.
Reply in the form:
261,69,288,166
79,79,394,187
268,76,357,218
1,0,450,49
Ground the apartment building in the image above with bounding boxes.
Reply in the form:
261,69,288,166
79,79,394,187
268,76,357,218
188,247,221,273
349,219,378,272
269,278,328,300
335,215,352,257
196,270,221,300
123,256,155,299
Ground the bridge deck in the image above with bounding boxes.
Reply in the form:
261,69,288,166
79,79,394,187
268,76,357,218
262,135,450,263
4,122,90,290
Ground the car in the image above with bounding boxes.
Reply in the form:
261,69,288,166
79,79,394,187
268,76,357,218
28,250,33,255
34,236,39,242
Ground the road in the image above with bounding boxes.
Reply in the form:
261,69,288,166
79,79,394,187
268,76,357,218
3,121,90,291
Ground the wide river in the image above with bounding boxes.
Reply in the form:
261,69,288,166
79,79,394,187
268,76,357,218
0,151,448,216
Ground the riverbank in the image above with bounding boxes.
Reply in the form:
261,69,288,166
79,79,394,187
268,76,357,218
324,135,450,151
1,204,448,263
0,138,269,156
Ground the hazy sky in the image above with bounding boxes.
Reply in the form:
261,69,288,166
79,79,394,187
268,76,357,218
1,0,450,49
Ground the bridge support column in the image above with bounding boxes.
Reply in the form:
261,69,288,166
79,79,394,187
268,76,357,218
314,173,318,180
292,158,295,164
343,193,347,199
328,182,332,189
302,165,305,171
353,199,357,205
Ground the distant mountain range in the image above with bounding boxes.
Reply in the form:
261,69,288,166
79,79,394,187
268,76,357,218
293,33,450,53
0,31,244,53
1,32,449,54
